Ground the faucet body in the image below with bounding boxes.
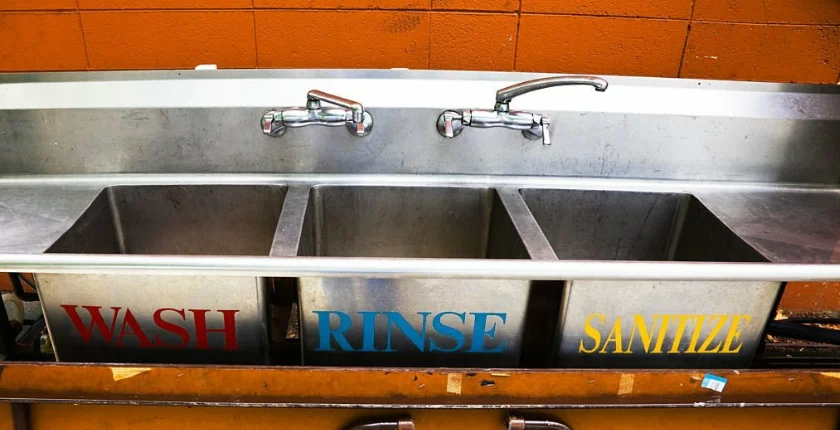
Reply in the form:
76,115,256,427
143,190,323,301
437,75,607,145
262,90,373,137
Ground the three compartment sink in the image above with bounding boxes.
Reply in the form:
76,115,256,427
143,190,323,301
33,182,781,368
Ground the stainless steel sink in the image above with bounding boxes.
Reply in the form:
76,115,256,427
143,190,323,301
30,182,785,369
37,185,287,364
47,185,287,256
298,186,530,259
296,185,535,367
519,189,767,262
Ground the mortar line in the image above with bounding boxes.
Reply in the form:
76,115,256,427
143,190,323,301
74,0,92,70
512,0,523,71
427,8,432,69
676,0,698,78
252,0,260,69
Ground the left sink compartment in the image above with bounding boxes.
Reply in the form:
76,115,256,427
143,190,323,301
36,185,288,364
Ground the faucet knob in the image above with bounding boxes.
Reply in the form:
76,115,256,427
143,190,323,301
261,111,285,137
540,117,551,146
522,115,551,145
436,110,465,138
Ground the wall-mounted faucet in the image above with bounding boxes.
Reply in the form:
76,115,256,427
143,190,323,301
262,90,374,138
436,75,608,146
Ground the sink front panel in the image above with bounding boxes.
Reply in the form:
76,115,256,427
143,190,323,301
299,277,531,367
36,273,270,365
554,280,782,368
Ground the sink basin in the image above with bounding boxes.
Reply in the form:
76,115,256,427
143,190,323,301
298,186,529,259
519,189,767,262
47,185,287,256
520,189,779,368
38,185,285,364
297,185,534,367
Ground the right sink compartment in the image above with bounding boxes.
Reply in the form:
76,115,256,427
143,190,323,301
518,189,767,263
519,188,782,369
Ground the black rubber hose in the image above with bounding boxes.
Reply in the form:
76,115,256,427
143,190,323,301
8,274,38,302
767,320,840,346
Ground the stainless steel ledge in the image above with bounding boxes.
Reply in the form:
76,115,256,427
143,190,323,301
2,254,840,281
0,174,837,279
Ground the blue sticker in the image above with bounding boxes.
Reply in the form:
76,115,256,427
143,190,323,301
701,373,727,393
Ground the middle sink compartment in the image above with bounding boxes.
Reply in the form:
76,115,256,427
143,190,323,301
297,186,536,367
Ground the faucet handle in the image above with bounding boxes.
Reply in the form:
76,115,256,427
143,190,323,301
522,115,551,145
540,117,551,146
495,75,608,112
261,111,286,137
436,110,465,138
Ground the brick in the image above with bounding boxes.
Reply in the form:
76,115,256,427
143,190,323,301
0,0,76,10
255,0,430,9
78,0,251,9
693,0,840,25
430,12,517,71
521,0,692,19
256,11,429,69
681,23,840,84
779,282,840,315
0,13,87,71
82,11,256,70
516,15,688,77
432,0,517,12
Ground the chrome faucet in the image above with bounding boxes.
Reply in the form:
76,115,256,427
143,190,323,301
436,75,608,145
262,90,374,137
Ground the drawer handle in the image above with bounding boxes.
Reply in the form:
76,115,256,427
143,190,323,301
347,418,414,430
507,416,571,430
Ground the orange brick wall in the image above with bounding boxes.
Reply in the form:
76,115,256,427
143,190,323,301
0,2,839,81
